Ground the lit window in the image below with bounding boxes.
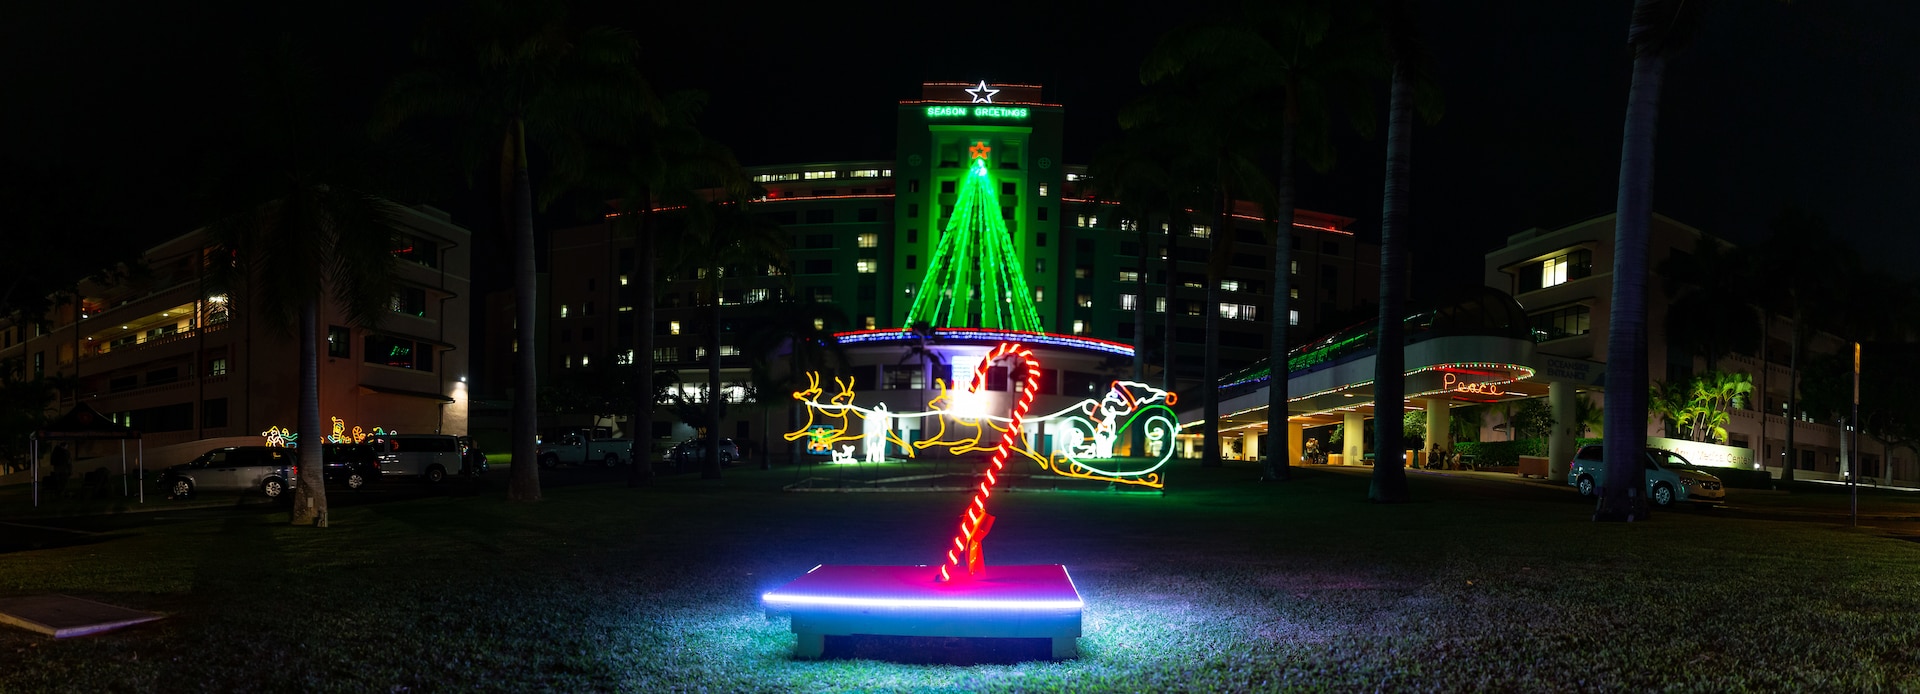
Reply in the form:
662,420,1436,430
619,274,629,286
1034,288,1045,303
1155,297,1166,313
653,347,676,361
1186,302,1202,317
1159,222,1169,233
1038,184,1050,197
768,264,787,276
618,305,633,312
1066,173,1080,181
559,304,570,318
1072,319,1086,334
1036,258,1046,273
1074,267,1090,279
669,321,681,335
617,349,633,365
744,288,769,303
1290,287,1300,299
1220,303,1257,320
1184,278,1204,289
1191,225,1210,238
850,169,881,178
754,172,801,182
1076,214,1087,227
881,169,893,177
1077,294,1093,308
720,345,740,357
857,233,878,248
864,316,877,329
1220,279,1241,292
1120,219,1138,231
1289,309,1300,326
564,355,573,368
1120,294,1137,310
857,259,877,273
813,318,825,330
581,354,591,366
1119,270,1140,283
803,170,838,180
1290,260,1299,275
1089,216,1100,228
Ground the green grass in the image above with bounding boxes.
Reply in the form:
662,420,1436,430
4,461,1920,692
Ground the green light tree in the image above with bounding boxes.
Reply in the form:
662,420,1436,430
904,143,1043,331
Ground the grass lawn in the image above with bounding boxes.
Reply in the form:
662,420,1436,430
4,459,1920,692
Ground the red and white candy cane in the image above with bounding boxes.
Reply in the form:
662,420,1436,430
936,342,1041,583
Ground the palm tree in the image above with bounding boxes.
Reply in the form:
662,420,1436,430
1132,38,1280,470
1648,379,1691,438
205,41,407,527
377,0,659,502
1368,0,1442,504
741,299,850,464
667,197,787,479
1659,236,1760,370
592,92,741,487
1753,209,1850,482
1597,0,1708,522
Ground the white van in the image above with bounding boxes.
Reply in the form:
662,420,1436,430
370,434,461,483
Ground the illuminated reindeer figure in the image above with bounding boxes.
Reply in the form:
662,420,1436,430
911,377,988,456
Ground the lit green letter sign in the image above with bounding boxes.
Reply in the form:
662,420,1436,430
925,105,1029,120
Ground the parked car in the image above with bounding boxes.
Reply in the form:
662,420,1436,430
457,436,488,477
1567,444,1725,506
667,438,739,470
158,446,294,500
368,434,461,483
537,427,633,468
320,443,382,490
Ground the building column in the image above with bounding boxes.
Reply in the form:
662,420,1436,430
1240,430,1259,462
1343,411,1364,465
1549,382,1576,481
1288,420,1304,466
1423,398,1450,465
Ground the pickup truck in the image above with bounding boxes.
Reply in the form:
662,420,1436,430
536,427,634,468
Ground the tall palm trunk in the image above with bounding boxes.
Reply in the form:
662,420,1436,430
1759,312,1774,479
628,194,656,487
509,122,542,502
1133,212,1151,458
1163,213,1180,407
290,299,328,526
1783,308,1801,482
1368,63,1414,503
1596,15,1666,522
704,277,723,479
1201,189,1228,468
1265,88,1299,481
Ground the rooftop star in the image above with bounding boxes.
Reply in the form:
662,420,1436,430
966,80,999,103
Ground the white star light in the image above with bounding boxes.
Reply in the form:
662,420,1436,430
966,80,999,103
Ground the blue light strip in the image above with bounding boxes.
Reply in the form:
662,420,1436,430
833,328,1135,357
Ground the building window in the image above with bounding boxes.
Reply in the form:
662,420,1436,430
364,334,433,371
393,235,438,268
803,170,838,180
856,259,878,273
864,316,877,329
805,210,834,224
1034,288,1045,303
1118,270,1140,283
1072,320,1086,335
1529,305,1593,342
804,259,834,274
617,349,634,365
1289,309,1300,326
1077,293,1093,309
653,347,677,362
1517,249,1594,293
581,354,591,366
1036,258,1046,273
327,326,350,358
850,169,881,178
391,287,427,317
1155,297,1166,314
1038,184,1049,197
1074,267,1090,279
941,180,956,194
908,204,919,218
1120,294,1137,310
1290,260,1299,275
1220,303,1257,320
669,321,681,335
1219,279,1241,292
1291,286,1300,299
906,254,917,270
584,301,595,316
857,233,878,248
619,274,629,286
1191,225,1210,238
809,287,834,303
560,304,571,319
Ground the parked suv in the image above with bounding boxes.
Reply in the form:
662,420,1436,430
667,438,739,471
320,443,382,490
1567,444,1725,506
159,446,294,499
368,434,461,483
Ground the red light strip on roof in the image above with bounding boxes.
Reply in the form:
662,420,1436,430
1057,199,1352,235
936,342,1039,583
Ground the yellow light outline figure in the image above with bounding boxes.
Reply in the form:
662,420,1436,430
784,372,1176,488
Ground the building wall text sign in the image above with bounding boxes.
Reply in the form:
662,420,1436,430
925,105,1030,120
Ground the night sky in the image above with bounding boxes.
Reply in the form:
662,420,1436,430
10,1,1919,291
